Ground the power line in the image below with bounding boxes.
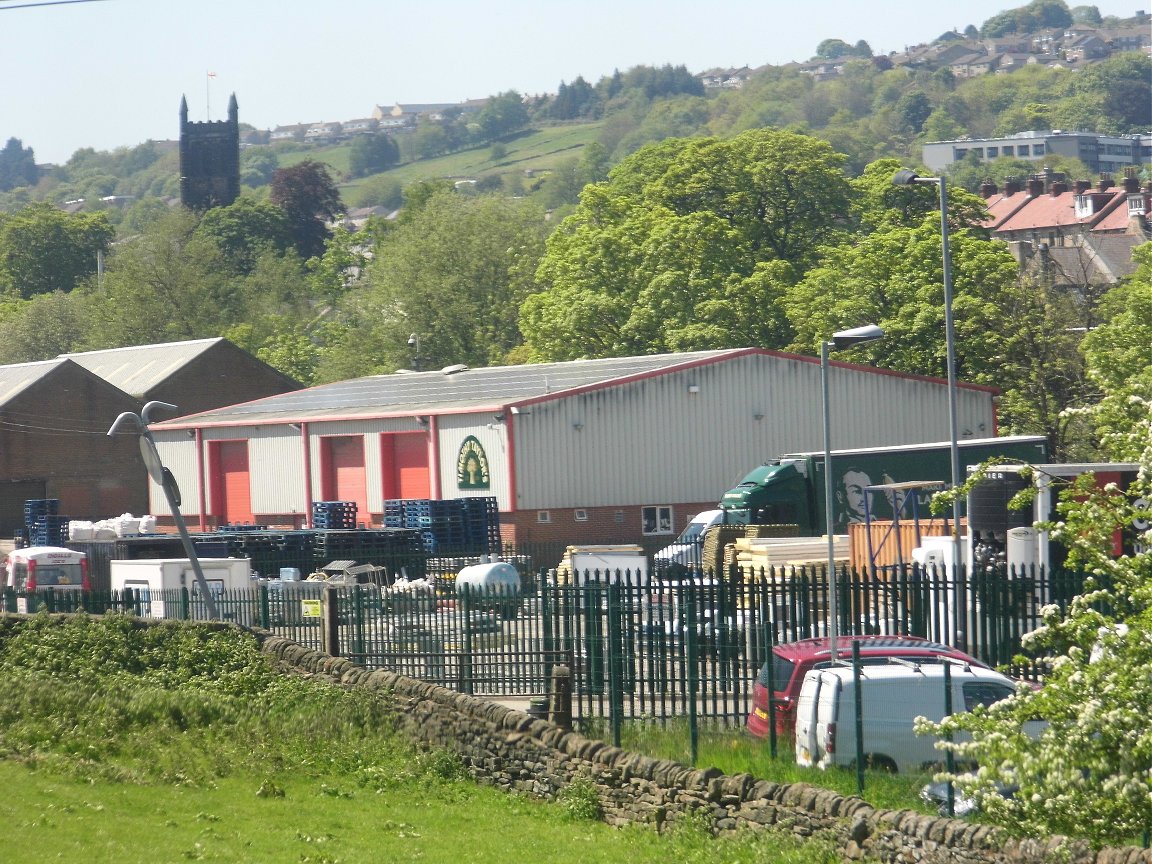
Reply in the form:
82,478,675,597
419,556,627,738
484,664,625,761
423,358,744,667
0,0,109,10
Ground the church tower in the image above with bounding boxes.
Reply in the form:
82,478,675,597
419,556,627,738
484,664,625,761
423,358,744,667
179,93,240,210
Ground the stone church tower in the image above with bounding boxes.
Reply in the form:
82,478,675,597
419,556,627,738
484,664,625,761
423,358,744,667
179,94,240,210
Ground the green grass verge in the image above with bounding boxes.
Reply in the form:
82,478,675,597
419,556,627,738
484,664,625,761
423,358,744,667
0,616,839,864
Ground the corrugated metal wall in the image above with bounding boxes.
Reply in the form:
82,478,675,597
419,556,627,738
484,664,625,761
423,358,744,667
435,413,511,508
510,354,995,510
151,354,996,523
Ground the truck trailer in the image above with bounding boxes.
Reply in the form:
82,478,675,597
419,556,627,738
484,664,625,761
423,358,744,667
718,436,1049,536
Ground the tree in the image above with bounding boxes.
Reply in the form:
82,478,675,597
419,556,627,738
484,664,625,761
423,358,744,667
1077,244,1152,460
0,203,114,299
475,91,529,141
240,149,278,188
317,191,549,381
348,133,400,178
1070,4,1102,24
0,291,90,363
921,459,1152,846
195,196,294,274
815,38,853,59
270,159,343,260
521,129,851,360
0,138,38,192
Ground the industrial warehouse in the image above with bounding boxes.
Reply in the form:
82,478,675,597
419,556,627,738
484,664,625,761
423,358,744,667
146,347,1003,549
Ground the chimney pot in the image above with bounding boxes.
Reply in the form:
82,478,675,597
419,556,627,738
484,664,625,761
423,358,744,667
1074,180,1091,194
1051,181,1068,196
979,180,998,198
1028,178,1045,197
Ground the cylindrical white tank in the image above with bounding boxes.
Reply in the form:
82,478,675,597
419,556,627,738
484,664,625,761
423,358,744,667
455,561,520,594
455,561,521,620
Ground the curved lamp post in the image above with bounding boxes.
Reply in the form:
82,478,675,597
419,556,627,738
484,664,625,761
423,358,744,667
893,168,965,646
108,401,220,620
822,324,885,661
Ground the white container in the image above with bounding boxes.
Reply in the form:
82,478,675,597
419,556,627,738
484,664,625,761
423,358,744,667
111,558,252,622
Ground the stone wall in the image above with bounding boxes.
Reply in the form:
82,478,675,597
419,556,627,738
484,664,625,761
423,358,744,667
258,633,1152,864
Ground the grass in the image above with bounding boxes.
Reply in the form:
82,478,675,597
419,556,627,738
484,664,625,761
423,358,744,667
274,121,604,191
0,760,836,864
0,615,840,864
604,719,939,815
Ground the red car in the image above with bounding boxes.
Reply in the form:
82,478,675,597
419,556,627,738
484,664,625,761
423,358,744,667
746,634,989,741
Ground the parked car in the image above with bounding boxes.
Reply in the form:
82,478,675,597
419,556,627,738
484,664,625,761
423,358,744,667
793,661,1020,774
746,635,989,742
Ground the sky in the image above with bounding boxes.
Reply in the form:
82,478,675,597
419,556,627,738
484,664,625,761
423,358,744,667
0,0,1144,164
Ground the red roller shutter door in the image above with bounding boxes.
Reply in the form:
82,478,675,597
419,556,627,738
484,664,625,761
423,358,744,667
214,441,253,525
321,437,369,520
382,433,430,500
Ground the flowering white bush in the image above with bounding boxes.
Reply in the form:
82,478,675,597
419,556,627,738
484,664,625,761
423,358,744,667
920,464,1152,846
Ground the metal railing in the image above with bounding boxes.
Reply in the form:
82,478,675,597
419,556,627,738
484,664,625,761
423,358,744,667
2,560,1099,729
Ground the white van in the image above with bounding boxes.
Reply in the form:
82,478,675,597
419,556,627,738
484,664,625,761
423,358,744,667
653,510,724,573
794,662,1018,774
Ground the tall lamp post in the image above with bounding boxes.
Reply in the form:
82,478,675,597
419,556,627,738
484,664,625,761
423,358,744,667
822,324,885,661
108,401,220,620
407,333,423,372
892,168,965,645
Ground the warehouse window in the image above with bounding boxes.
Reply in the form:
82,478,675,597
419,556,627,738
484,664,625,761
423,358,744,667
536,510,551,523
642,505,673,535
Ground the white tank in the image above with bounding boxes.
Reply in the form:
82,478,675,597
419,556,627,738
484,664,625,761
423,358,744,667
455,561,520,594
455,561,522,620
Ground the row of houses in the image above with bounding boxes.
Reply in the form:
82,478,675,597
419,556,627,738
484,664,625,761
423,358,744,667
981,168,1151,287
700,18,1150,88
259,100,490,146
0,338,1002,552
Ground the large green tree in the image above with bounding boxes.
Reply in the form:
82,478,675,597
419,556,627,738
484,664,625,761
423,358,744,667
316,191,549,382
195,196,294,275
0,137,38,192
521,128,852,361
0,203,114,299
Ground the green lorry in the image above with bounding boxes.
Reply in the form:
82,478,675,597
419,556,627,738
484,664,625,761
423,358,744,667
718,435,1050,536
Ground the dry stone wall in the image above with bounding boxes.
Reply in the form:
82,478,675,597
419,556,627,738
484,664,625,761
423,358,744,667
257,633,1152,864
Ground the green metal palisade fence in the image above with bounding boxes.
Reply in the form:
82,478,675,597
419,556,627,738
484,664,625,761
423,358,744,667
2,559,1100,729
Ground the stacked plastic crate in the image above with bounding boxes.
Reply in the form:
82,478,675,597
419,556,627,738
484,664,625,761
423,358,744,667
382,497,499,554
25,499,69,547
312,501,358,530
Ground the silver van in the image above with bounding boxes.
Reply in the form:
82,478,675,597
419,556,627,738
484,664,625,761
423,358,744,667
794,662,1019,774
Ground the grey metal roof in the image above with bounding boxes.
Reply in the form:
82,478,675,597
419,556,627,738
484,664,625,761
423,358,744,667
59,338,223,398
0,359,71,408
155,349,743,427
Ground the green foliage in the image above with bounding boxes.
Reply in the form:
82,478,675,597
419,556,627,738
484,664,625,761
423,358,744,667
195,196,294,274
523,128,850,360
475,90,530,140
348,133,400,178
0,137,38,192
556,772,604,821
919,463,1152,846
320,190,547,379
0,203,114,298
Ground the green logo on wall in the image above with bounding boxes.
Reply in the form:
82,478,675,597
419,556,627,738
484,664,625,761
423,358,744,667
456,435,491,489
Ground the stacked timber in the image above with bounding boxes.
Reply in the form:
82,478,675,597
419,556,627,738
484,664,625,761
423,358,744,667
705,523,799,575
730,534,848,579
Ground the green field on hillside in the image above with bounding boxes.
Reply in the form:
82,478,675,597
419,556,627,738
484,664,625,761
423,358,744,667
277,122,603,195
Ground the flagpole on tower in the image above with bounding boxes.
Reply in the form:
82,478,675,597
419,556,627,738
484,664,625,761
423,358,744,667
206,71,216,120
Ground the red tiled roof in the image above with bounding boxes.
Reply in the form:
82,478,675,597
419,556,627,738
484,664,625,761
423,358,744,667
982,191,1031,229
994,188,1126,234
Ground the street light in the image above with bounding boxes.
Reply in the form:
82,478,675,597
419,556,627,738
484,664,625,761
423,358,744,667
822,324,885,661
108,401,220,620
893,168,965,646
407,333,423,372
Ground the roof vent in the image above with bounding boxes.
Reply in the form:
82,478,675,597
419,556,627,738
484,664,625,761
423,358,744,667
441,364,469,375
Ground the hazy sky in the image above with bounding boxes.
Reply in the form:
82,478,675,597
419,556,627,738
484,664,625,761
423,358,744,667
1,0,1142,164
